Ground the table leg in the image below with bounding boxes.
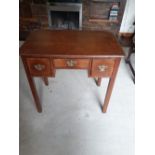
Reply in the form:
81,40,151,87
42,77,48,86
96,77,102,86
102,58,121,113
22,57,42,113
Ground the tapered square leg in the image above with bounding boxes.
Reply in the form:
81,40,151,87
102,58,121,113
22,57,42,113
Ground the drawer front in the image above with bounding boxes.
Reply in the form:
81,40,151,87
27,58,52,76
91,59,115,77
53,59,90,69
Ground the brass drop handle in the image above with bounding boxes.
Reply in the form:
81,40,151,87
66,60,76,67
98,65,108,72
34,64,45,71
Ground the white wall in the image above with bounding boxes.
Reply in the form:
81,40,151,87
120,0,135,33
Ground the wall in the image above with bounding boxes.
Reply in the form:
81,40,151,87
82,0,120,33
120,0,135,33
31,4,49,28
20,0,134,33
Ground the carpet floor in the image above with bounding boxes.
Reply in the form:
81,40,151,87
19,42,134,155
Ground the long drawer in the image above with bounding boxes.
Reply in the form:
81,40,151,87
53,59,90,69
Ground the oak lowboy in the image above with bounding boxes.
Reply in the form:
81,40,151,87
20,30,124,113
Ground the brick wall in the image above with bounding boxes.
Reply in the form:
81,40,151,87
31,4,49,28
82,0,120,33
21,1,120,33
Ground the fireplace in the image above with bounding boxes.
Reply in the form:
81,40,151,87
47,2,82,29
50,11,79,29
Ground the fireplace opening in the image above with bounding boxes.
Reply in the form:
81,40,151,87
50,11,79,29
47,2,82,30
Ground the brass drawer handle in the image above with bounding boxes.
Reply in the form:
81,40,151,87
34,64,45,71
98,65,108,72
66,60,77,67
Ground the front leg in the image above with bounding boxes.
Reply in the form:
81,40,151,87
102,58,121,113
22,57,42,113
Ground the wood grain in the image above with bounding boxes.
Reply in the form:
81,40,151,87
53,59,90,69
102,58,121,113
91,59,115,77
21,56,42,113
20,30,124,57
26,57,52,76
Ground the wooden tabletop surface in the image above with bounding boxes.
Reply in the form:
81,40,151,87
20,30,124,58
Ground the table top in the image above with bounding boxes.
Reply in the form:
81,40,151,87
20,30,124,58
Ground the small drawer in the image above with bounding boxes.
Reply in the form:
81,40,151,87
27,58,51,76
91,59,115,77
53,59,90,69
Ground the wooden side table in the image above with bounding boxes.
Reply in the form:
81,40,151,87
20,30,124,113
